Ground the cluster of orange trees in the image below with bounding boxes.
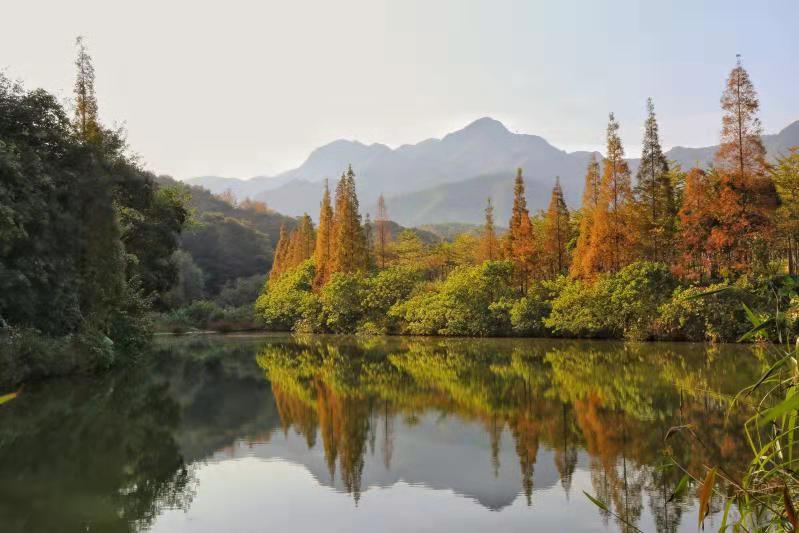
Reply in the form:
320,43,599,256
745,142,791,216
511,59,796,287
270,59,798,296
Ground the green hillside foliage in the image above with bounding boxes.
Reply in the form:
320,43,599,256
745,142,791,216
0,74,187,385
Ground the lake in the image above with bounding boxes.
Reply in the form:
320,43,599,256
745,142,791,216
0,334,766,532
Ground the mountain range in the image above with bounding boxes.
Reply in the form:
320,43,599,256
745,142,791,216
188,117,799,226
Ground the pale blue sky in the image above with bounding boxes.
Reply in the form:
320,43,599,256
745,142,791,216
2,0,797,179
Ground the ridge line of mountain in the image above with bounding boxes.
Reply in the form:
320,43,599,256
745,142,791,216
187,116,799,226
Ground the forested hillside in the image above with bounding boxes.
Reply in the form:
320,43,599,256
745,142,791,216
0,39,188,386
152,177,446,333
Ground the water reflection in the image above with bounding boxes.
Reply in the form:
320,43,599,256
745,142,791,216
0,335,764,532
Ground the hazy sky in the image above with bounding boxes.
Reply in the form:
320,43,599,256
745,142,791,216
3,0,797,180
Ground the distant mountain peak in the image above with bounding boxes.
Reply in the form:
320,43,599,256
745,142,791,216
778,119,799,137
456,116,510,137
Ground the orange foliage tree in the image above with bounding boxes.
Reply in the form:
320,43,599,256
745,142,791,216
571,155,602,278
674,168,715,280
543,178,571,277
330,166,369,275
583,114,636,276
313,179,334,287
504,168,539,292
286,214,315,268
269,224,290,283
706,58,777,276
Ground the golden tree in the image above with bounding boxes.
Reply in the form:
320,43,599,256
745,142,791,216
583,114,636,275
269,224,290,283
314,179,334,286
543,178,570,277
570,155,601,278
286,214,315,268
504,168,538,292
330,166,369,275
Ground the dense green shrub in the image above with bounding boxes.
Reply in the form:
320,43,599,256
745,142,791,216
362,266,423,332
544,276,606,338
655,283,754,342
155,300,259,334
0,327,132,387
0,329,76,387
546,262,676,340
391,286,448,335
106,280,154,353
390,261,515,336
248,257,778,343
254,260,317,331
510,286,551,337
320,273,367,333
599,261,677,340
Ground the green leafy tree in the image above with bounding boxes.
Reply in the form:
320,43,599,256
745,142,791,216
320,273,367,333
255,260,318,331
182,213,271,294
391,229,427,267
770,148,799,273
162,250,206,308
391,261,515,336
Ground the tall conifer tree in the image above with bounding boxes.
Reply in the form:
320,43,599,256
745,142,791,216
543,178,570,277
571,155,601,277
330,165,368,274
286,214,315,268
476,197,500,262
313,179,334,286
635,98,675,261
504,168,537,292
374,194,391,268
584,113,635,275
716,56,767,178
73,36,100,142
709,57,777,274
269,224,290,283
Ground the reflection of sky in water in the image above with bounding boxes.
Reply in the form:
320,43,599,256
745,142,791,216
150,413,715,532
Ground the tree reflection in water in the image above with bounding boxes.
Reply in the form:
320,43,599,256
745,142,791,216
0,335,764,533
257,336,762,532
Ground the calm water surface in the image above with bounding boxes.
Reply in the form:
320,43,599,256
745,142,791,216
0,334,766,532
